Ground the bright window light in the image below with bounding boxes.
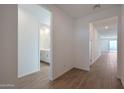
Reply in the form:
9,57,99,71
109,40,117,52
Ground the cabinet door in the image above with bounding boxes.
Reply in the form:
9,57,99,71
45,51,50,63
40,50,50,63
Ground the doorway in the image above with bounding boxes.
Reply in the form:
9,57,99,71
39,22,53,80
18,5,54,81
89,16,118,71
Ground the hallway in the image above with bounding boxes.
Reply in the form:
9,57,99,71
50,53,123,89
17,53,123,89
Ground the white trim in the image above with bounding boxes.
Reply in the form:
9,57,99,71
18,69,40,78
90,54,101,66
53,67,74,80
121,77,124,87
38,24,41,72
49,10,54,81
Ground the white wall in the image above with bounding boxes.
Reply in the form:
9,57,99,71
43,5,74,79
0,5,17,88
90,25,101,65
18,5,51,78
18,5,39,77
40,25,50,50
74,6,121,71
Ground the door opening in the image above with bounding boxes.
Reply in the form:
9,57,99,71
89,16,118,73
18,5,54,81
39,22,53,81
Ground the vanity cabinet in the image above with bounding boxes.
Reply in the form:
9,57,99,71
40,49,50,63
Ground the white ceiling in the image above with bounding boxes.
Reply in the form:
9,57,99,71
93,16,117,38
56,4,119,18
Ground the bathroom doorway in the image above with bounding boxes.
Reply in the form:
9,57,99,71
38,6,54,81
39,23,53,80
18,5,54,81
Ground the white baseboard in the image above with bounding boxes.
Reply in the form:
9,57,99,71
121,78,124,87
53,67,74,80
91,54,101,65
53,65,90,81
120,77,124,87
74,66,90,71
18,69,40,78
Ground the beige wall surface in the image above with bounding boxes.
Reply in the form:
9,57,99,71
0,5,18,88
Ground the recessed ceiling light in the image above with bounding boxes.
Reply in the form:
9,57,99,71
105,26,108,29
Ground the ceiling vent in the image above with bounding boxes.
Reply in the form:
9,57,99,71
93,4,101,10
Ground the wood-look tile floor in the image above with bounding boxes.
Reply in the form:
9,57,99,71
17,53,123,89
